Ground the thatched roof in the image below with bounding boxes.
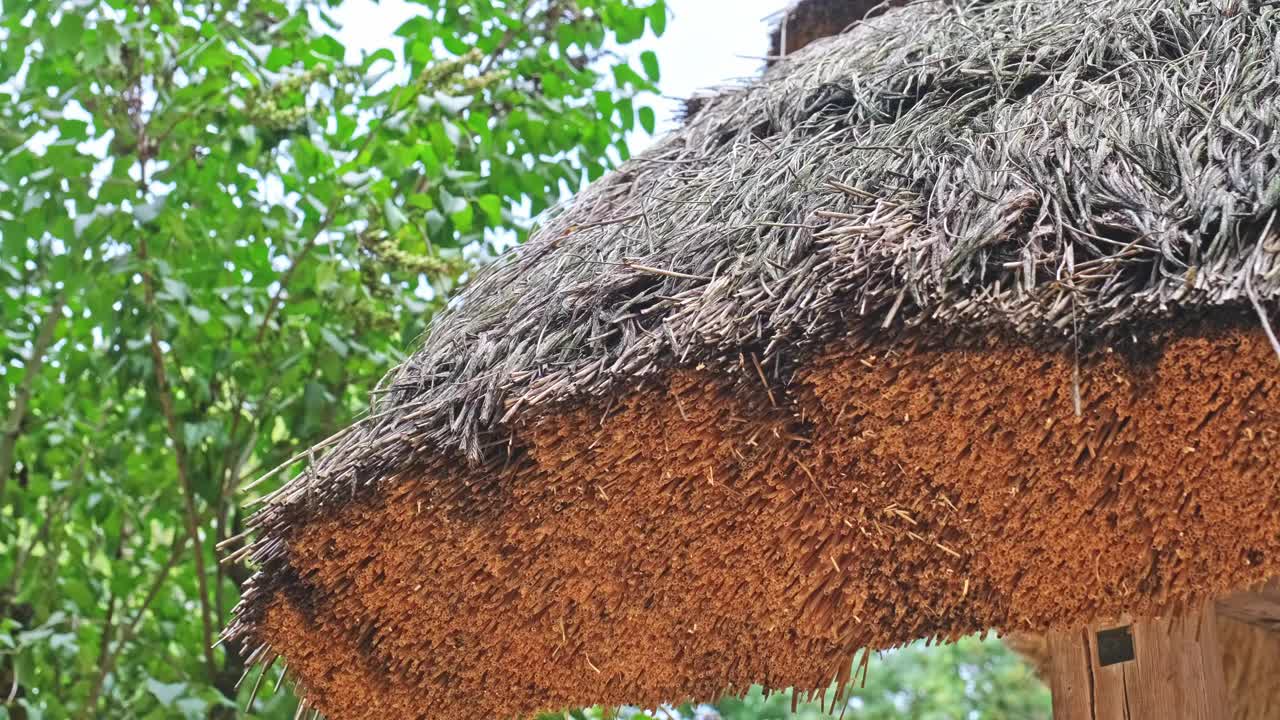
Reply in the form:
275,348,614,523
227,0,1280,717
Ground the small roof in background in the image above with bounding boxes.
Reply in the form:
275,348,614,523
768,0,912,58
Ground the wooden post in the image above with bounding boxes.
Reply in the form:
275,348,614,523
1218,578,1280,632
1045,606,1230,720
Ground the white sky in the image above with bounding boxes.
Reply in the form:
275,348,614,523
329,0,790,151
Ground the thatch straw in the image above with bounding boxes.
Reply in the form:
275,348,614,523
227,0,1280,677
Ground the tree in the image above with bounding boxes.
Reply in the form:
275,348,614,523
541,636,1049,720
0,0,665,717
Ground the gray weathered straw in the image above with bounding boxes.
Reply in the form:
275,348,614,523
227,0,1280,647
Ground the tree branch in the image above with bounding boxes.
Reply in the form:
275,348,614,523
74,530,191,718
76,591,118,720
136,237,218,681
75,520,128,720
0,293,65,499
254,190,344,345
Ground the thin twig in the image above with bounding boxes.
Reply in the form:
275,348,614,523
137,236,219,681
0,292,65,499
80,533,190,714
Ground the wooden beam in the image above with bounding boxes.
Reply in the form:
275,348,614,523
1218,615,1280,720
1046,605,1230,720
1217,578,1280,633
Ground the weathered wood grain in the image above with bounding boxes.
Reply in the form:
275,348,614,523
1218,579,1280,633
1047,607,1229,720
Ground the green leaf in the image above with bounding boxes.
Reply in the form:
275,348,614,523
647,0,668,36
638,106,656,135
616,98,635,131
146,679,187,707
188,306,210,325
451,203,474,233
319,327,349,357
310,35,345,61
441,34,469,55
363,47,396,70
640,51,660,83
161,277,189,303
612,63,649,90
477,194,503,223
439,188,468,215
593,90,613,117
265,47,293,71
384,199,408,231
395,16,432,38
176,697,209,720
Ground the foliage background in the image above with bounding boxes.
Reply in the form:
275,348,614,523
0,0,1048,717
541,636,1048,720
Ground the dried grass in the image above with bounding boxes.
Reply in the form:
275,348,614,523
227,0,1280,659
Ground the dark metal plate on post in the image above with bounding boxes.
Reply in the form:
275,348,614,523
1097,625,1135,666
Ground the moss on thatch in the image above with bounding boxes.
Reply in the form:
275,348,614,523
226,0,1280,717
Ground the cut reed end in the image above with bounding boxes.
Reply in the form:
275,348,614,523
249,319,1280,719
